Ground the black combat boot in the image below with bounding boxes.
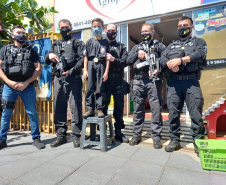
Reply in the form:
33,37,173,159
72,136,80,148
97,109,105,118
0,140,7,149
50,136,67,148
83,110,95,118
115,129,129,143
33,137,45,150
129,136,142,146
153,139,162,149
165,140,181,152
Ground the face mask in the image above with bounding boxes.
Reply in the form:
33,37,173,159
92,27,103,36
60,28,71,40
178,26,191,38
107,31,117,41
141,33,152,41
14,34,27,44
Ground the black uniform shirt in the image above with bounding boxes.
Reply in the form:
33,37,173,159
160,37,207,69
109,40,128,74
45,37,85,76
0,44,40,82
126,39,166,75
84,37,110,61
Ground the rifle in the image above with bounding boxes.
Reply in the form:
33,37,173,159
143,41,160,84
56,45,69,98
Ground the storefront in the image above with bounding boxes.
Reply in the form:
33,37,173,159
54,0,226,116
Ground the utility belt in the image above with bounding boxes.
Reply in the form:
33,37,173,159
134,73,149,80
89,57,105,63
56,74,81,79
167,72,201,80
31,80,38,87
108,73,123,78
55,70,82,78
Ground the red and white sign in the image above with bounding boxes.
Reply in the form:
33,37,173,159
55,0,206,31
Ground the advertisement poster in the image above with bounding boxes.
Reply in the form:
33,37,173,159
28,38,52,100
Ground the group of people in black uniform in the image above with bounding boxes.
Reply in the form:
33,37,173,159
0,16,207,156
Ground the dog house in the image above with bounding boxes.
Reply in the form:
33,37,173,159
202,98,226,140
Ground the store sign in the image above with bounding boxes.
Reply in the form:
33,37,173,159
206,18,226,27
55,0,153,31
55,0,219,31
206,58,226,67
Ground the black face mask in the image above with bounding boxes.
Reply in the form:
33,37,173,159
60,28,71,40
107,31,117,41
14,34,27,44
178,27,191,38
141,33,152,41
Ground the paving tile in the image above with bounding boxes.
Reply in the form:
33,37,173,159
210,172,226,184
107,177,143,185
0,177,12,185
114,160,164,185
60,169,112,185
79,154,127,176
105,143,140,159
159,166,210,185
50,149,94,168
130,147,170,166
0,151,23,166
25,148,70,162
16,162,74,185
167,151,210,174
0,157,46,180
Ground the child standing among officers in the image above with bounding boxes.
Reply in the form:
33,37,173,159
83,18,110,118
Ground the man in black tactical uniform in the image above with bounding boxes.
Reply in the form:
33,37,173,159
103,23,129,143
0,25,45,150
126,23,166,148
45,19,85,148
161,16,207,155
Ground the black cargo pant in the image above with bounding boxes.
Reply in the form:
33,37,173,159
103,75,125,131
133,78,162,140
167,79,206,141
86,60,106,110
54,75,82,137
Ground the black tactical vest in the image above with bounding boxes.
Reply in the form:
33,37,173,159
54,38,78,69
109,42,124,74
167,37,204,73
2,44,35,78
133,39,160,74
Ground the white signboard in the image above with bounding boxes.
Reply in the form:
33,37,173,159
54,0,220,31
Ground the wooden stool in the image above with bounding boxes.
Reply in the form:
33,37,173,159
80,115,114,152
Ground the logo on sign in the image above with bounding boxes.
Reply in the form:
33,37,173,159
195,23,205,31
86,0,136,19
210,129,215,134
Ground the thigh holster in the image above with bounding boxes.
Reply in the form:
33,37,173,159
1,99,15,109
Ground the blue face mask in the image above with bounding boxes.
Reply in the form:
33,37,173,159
92,27,103,36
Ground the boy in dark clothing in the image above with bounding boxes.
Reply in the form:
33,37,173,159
83,18,110,118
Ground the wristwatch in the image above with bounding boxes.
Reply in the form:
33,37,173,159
180,57,186,66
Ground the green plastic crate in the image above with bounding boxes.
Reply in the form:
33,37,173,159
195,139,226,172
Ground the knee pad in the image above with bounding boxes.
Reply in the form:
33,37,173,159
1,99,15,109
